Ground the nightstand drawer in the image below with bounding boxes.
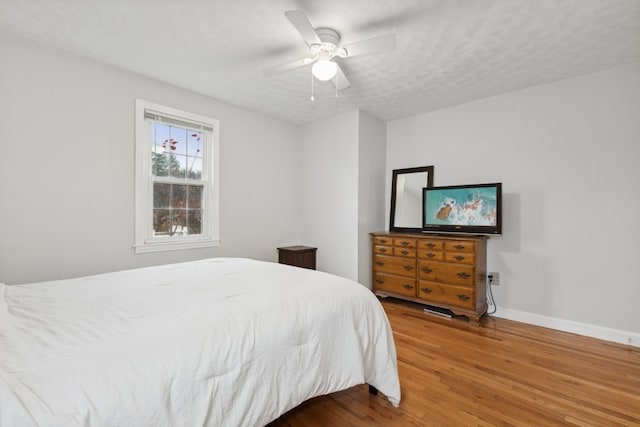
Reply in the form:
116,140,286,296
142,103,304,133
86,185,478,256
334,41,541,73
277,246,317,270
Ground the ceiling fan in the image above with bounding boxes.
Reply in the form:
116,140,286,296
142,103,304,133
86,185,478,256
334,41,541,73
263,10,397,91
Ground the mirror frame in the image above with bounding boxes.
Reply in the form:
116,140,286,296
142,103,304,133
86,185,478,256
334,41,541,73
389,166,434,233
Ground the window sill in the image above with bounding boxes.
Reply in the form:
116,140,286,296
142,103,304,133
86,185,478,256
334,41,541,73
134,238,220,254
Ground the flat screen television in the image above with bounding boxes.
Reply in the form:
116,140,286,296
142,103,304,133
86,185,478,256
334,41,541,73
422,183,502,235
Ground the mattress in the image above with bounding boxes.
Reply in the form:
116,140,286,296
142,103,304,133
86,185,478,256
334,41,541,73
0,258,400,426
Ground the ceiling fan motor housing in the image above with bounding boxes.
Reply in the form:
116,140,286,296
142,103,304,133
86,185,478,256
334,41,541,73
313,28,340,53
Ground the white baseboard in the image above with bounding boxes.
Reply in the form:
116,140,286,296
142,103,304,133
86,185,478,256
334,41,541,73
490,307,640,348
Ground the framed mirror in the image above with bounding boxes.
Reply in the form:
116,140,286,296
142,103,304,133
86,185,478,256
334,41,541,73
389,166,434,233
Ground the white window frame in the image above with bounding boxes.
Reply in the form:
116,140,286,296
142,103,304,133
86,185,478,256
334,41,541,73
134,99,220,253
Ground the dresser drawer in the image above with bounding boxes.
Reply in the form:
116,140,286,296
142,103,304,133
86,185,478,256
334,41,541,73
417,239,444,251
417,280,475,309
373,245,392,255
373,255,416,277
444,252,475,264
418,250,443,261
444,240,475,253
417,261,474,286
373,273,416,297
394,247,416,257
393,237,416,248
373,236,392,246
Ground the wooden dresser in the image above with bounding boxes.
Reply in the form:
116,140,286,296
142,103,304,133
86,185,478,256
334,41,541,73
370,232,487,325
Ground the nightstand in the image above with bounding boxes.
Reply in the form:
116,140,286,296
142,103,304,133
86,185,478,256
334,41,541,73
277,246,317,270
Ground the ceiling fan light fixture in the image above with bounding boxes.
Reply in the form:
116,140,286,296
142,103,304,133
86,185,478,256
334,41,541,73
312,59,337,81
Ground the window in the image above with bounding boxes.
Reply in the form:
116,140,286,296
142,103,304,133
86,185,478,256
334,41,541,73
134,100,219,253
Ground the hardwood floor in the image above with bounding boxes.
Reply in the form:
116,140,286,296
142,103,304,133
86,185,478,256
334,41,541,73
268,298,640,426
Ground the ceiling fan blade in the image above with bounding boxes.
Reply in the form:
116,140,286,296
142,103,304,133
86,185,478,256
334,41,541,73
340,33,396,58
263,57,314,76
333,64,351,91
285,10,322,47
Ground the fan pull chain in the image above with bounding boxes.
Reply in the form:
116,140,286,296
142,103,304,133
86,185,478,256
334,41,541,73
335,75,338,98
310,71,315,102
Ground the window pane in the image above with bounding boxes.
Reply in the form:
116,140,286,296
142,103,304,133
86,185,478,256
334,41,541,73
172,210,188,235
188,210,202,235
153,209,171,235
171,184,187,208
169,154,186,178
154,124,170,154
152,153,169,177
169,126,187,156
188,132,203,157
153,183,170,208
188,185,203,208
186,157,202,179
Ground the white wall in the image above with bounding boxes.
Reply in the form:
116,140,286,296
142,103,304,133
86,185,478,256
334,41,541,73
357,111,387,286
5,31,636,344
298,111,359,280
297,110,386,285
387,62,640,336
0,34,300,284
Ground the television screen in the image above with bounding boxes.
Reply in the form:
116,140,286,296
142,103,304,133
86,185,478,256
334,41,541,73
422,183,502,235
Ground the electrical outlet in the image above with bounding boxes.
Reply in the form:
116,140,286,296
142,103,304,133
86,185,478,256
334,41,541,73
488,272,500,286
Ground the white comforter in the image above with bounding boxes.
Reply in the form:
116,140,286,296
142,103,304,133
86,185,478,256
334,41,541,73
0,258,400,426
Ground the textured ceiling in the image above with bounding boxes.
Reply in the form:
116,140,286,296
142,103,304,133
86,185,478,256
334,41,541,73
1,0,639,125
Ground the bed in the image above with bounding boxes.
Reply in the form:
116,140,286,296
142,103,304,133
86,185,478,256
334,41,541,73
0,258,401,426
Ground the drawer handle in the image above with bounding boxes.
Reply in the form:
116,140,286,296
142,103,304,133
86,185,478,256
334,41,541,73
375,261,384,266
379,248,387,253
401,250,409,255
420,287,432,294
454,244,465,250
457,272,470,279
375,278,384,284
454,255,465,261
380,239,387,244
426,252,435,258
426,243,436,248
421,266,432,274
403,265,413,271
457,294,470,301
402,284,413,290
400,241,410,246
